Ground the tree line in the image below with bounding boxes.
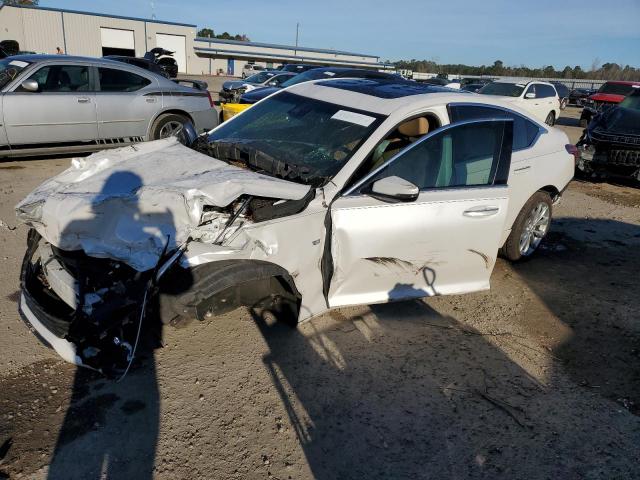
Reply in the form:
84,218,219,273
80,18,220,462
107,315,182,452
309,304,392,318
197,28,250,42
393,59,640,81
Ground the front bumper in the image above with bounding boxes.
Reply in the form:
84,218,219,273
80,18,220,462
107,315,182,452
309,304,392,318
18,292,82,365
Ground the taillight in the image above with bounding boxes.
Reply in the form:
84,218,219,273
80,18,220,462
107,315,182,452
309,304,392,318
206,90,215,108
565,144,579,164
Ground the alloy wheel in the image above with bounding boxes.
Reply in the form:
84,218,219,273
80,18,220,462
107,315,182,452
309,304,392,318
519,202,550,256
158,121,184,139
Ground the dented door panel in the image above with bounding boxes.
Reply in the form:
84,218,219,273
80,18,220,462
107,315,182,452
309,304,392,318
328,187,509,308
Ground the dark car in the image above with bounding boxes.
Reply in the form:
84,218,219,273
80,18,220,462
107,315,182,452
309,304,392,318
219,71,296,103
576,88,640,181
239,67,403,104
579,81,640,127
104,55,168,77
279,64,317,73
415,77,450,86
569,87,597,106
460,83,486,93
550,81,570,109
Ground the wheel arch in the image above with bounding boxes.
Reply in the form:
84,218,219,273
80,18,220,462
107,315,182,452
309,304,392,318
538,184,560,202
146,109,194,140
158,259,302,326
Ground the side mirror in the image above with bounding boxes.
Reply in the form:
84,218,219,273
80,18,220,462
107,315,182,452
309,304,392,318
525,92,536,99
369,176,419,202
20,79,39,92
174,121,198,147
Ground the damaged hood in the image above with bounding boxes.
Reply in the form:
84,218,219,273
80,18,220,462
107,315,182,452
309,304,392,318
16,138,310,271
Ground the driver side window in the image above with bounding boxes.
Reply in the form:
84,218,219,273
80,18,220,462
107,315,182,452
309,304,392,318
363,120,512,192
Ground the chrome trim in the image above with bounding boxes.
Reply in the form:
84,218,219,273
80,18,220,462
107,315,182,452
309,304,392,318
344,117,513,196
447,101,548,151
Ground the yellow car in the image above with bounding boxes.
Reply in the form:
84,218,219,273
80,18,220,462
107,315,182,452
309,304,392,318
220,103,251,122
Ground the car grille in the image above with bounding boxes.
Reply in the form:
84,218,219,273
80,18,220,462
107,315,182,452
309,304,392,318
609,149,640,166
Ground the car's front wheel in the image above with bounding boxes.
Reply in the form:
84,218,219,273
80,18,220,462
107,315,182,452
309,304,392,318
545,111,556,126
501,192,553,262
150,113,189,140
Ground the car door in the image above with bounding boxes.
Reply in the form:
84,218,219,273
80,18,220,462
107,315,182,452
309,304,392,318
326,119,513,308
447,103,546,236
3,63,97,145
94,66,158,141
523,84,549,121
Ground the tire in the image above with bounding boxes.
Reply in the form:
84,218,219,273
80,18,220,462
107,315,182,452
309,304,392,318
545,111,555,126
500,192,553,262
150,113,189,140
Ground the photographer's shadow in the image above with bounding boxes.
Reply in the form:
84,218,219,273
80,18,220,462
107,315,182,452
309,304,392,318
47,171,190,480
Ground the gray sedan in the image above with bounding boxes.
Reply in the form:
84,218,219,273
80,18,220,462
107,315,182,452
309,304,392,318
0,55,218,157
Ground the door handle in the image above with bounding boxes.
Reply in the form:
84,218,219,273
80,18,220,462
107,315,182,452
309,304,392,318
463,206,500,217
77,97,90,103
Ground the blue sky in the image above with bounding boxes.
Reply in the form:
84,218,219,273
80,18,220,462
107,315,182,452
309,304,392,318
40,0,640,69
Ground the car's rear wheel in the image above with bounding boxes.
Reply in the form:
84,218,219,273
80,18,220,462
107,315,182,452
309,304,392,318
500,192,553,262
151,113,189,140
560,98,568,110
545,111,556,126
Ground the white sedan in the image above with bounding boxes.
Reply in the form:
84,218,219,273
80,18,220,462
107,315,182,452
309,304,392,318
16,78,575,373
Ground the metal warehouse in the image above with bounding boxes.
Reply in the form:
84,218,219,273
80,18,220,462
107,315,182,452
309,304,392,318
0,4,384,75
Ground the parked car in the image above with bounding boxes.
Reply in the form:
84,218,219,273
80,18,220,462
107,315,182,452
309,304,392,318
576,88,640,181
461,78,493,87
16,78,574,373
445,79,461,89
241,63,264,78
478,80,561,125
550,81,570,110
0,55,217,157
279,64,317,73
579,81,640,127
416,77,450,86
569,87,597,106
461,83,486,93
218,71,296,103
238,67,405,105
104,55,168,78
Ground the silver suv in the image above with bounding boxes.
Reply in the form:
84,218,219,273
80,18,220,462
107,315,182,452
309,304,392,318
0,55,218,157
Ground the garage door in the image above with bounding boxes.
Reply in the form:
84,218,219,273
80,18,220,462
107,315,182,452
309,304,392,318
100,28,135,57
156,33,186,73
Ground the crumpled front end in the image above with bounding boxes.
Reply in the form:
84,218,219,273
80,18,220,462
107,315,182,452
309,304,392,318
15,138,313,373
577,113,640,180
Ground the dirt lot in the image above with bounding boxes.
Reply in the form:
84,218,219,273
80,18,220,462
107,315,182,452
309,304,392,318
0,108,639,479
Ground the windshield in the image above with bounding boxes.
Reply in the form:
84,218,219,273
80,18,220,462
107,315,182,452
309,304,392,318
479,82,525,97
598,83,636,96
0,58,31,90
246,71,275,83
280,69,339,88
619,91,640,111
206,91,384,186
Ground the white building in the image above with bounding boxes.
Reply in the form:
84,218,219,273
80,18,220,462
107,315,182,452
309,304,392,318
0,4,386,76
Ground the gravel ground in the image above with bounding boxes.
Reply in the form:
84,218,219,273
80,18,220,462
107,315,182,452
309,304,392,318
0,107,639,480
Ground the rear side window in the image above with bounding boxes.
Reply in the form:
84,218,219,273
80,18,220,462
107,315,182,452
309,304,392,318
537,84,557,98
98,67,151,92
448,104,540,151
23,65,91,92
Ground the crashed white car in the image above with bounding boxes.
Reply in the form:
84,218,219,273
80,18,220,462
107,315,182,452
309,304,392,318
16,79,575,373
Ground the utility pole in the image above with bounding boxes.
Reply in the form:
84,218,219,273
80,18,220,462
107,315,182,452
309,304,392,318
295,22,299,56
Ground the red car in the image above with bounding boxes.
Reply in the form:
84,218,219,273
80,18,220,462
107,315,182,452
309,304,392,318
580,81,640,127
